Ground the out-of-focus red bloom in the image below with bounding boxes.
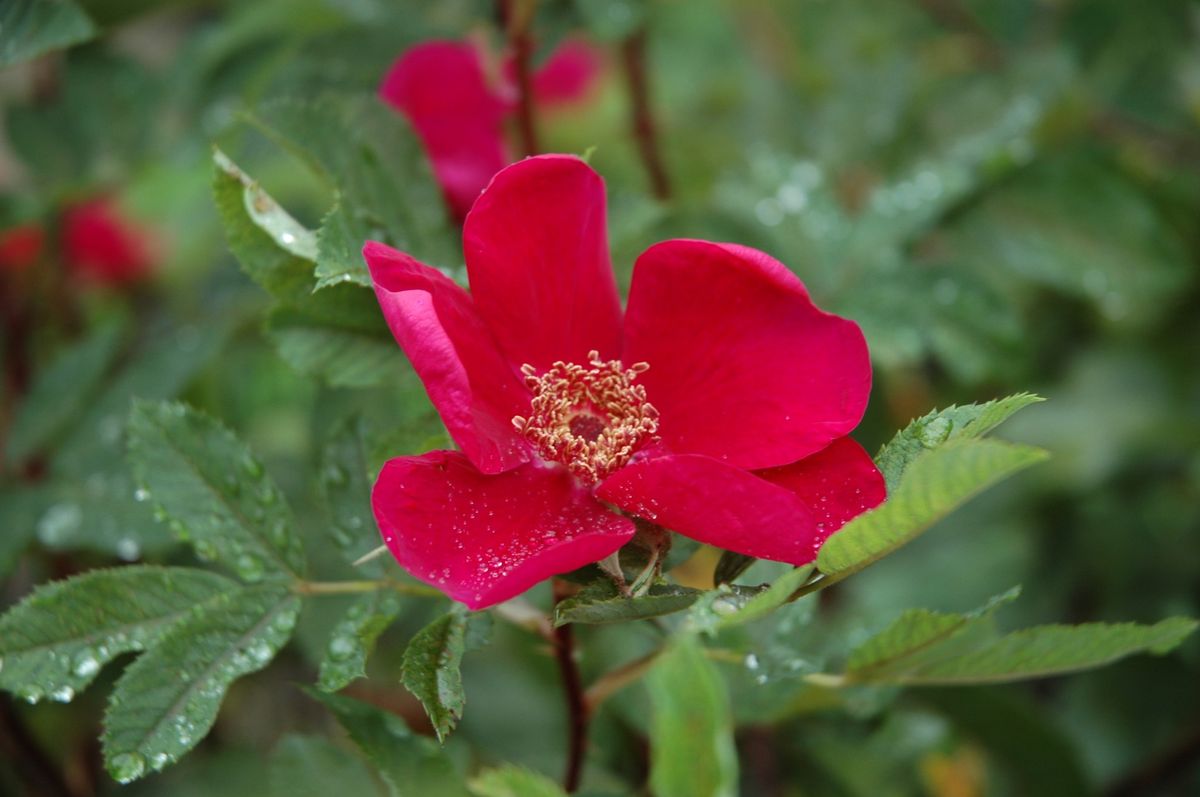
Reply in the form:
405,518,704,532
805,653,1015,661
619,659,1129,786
364,156,886,610
379,38,602,219
0,225,46,273
61,198,155,285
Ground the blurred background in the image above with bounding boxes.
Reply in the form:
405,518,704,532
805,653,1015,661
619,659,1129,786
1,1,1198,795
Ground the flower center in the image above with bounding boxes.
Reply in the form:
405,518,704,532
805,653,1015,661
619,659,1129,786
513,351,659,484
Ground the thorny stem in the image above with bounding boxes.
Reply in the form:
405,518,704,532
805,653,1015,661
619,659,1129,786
553,580,589,793
621,28,672,200
500,0,540,157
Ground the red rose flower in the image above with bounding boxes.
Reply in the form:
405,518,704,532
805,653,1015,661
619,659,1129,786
365,155,885,610
61,198,155,285
0,224,46,273
379,39,602,219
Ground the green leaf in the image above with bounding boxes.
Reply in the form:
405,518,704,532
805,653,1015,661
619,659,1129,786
712,550,756,586
269,734,385,797
307,690,470,797
244,94,457,277
317,590,404,693
469,766,567,797
711,566,814,631
0,566,238,703
841,593,1197,685
5,317,125,465
317,417,382,571
817,438,1048,578
400,608,493,742
212,149,318,304
0,0,96,68
554,581,704,626
102,584,300,782
648,637,738,797
874,393,1044,490
126,400,306,582
54,319,233,476
265,294,399,388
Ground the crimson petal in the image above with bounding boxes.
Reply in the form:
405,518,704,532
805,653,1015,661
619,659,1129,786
624,240,872,470
374,451,636,610
756,436,886,547
364,241,531,474
464,155,623,372
379,41,512,219
596,454,824,565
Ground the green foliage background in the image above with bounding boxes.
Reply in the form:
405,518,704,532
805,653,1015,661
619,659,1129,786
2,0,1199,795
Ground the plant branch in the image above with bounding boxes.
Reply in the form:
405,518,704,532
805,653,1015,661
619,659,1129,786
621,28,672,200
584,649,662,713
553,580,589,792
500,0,540,156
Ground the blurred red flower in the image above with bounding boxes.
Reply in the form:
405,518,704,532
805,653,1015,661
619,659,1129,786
379,38,602,219
364,155,885,610
0,225,46,273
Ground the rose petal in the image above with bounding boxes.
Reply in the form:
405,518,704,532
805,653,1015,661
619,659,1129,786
623,239,871,470
464,155,622,371
596,454,824,565
501,38,602,107
756,436,886,547
379,41,512,219
364,241,531,474
374,451,636,609
61,199,155,284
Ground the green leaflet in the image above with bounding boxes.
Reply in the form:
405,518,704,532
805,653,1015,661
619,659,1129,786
710,566,814,631
0,0,96,68
400,608,493,742
648,637,738,797
469,765,568,797
317,590,405,693
4,317,125,465
102,584,300,782
317,416,382,571
307,690,470,797
269,735,384,797
874,393,1044,490
126,400,306,582
212,149,397,388
554,581,705,626
841,591,1197,685
817,438,1048,578
0,566,238,702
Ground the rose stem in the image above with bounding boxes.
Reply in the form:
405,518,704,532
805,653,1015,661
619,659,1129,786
500,0,541,157
621,28,671,200
553,580,589,792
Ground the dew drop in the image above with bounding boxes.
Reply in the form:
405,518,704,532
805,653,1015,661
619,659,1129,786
133,488,150,502
235,553,265,582
115,537,141,562
18,685,43,704
328,636,356,660
918,417,952,448
110,752,147,783
193,539,218,562
50,685,74,702
73,651,101,678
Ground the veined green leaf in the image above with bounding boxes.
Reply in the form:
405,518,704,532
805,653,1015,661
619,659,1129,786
317,590,404,693
5,317,125,465
0,566,238,702
875,393,1044,490
269,734,384,797
265,297,398,388
554,581,704,627
102,584,300,782
0,0,96,67
317,416,382,571
126,400,306,582
840,594,1196,685
712,566,814,631
817,438,1048,578
469,766,567,797
307,690,470,797
400,608,492,742
648,637,738,797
